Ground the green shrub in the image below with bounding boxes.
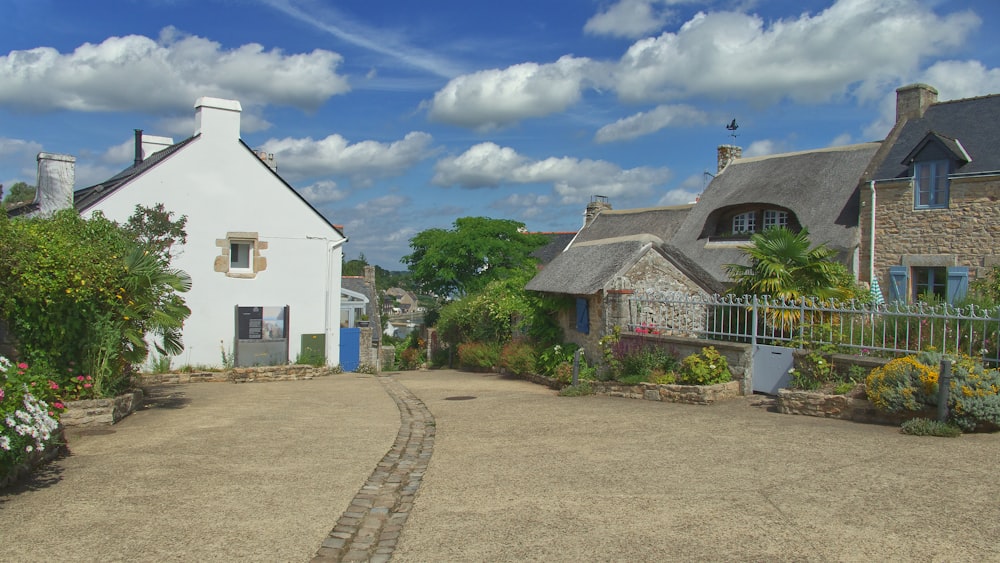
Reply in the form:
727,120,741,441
558,381,594,397
398,347,423,370
788,346,837,390
430,347,451,368
865,356,938,412
677,346,732,385
295,348,326,367
947,360,1000,432
457,342,500,371
900,418,961,437
536,343,580,377
499,341,536,376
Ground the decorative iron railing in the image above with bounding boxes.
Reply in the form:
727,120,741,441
620,292,1000,364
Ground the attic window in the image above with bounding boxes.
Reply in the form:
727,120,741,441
732,212,755,233
914,160,949,209
763,210,788,230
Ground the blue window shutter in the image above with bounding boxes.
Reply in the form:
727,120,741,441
947,267,969,304
576,298,589,334
888,266,909,303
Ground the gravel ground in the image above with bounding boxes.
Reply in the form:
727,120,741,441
3,369,999,562
392,370,1000,563
0,375,398,562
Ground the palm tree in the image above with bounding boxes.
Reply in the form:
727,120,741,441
724,228,851,326
118,247,193,363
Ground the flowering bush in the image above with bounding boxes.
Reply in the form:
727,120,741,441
677,346,732,386
457,342,500,371
1,356,62,474
499,340,536,376
865,356,939,412
536,343,580,377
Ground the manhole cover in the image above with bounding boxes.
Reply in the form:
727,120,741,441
444,396,477,401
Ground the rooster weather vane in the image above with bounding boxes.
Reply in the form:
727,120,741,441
726,118,739,142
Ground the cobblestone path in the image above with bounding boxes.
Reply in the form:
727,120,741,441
312,376,434,563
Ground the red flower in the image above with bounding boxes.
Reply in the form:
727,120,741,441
83,383,92,389
53,401,65,409
77,375,85,381
49,381,59,390
17,362,27,370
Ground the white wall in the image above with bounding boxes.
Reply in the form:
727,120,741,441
81,112,344,368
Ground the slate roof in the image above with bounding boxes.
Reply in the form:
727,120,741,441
670,142,881,283
874,93,1000,179
342,276,377,320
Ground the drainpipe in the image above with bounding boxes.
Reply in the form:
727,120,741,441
313,236,347,366
869,180,877,287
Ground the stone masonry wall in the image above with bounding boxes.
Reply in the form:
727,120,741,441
864,176,1000,285
61,389,144,427
777,389,935,425
139,364,340,385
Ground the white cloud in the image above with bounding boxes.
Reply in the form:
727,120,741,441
829,133,853,147
489,192,554,220
427,56,600,129
338,194,416,267
260,131,434,183
297,180,348,204
0,137,44,186
584,0,676,39
657,173,705,205
595,103,710,142
433,142,671,203
614,0,980,104
0,26,350,114
743,139,784,157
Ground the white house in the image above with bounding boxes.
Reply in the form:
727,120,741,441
33,97,346,368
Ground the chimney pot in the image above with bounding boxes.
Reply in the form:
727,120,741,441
35,152,76,216
194,97,243,140
584,195,611,227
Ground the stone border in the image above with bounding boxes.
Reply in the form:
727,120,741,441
776,389,935,425
60,389,144,427
517,371,740,405
313,376,435,563
137,365,340,385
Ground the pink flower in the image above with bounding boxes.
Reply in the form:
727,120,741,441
49,381,59,390
77,375,85,381
17,362,27,370
85,376,92,381
53,402,65,409
83,383,92,389
0,388,4,401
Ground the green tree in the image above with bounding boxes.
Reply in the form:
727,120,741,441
402,217,547,298
343,253,368,276
2,182,36,206
724,227,853,302
122,203,187,263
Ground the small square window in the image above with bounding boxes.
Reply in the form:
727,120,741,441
230,241,253,272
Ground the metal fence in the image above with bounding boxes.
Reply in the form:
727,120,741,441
622,291,1000,364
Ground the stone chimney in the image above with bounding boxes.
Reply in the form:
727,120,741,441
584,195,611,227
364,264,376,289
35,152,76,216
895,83,938,123
194,97,242,140
717,144,742,173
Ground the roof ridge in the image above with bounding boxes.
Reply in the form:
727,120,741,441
727,142,880,165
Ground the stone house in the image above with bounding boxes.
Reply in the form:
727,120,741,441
526,142,880,359
20,97,347,368
863,84,1000,304
341,265,382,370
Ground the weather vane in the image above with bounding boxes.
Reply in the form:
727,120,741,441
726,118,739,142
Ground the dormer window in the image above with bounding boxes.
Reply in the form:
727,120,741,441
732,212,755,233
914,160,950,208
763,210,788,230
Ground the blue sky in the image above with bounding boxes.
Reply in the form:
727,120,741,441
3,0,1000,268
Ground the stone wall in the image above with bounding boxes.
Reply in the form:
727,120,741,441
777,389,934,425
862,175,1000,285
138,364,340,385
606,251,712,337
61,389,144,427
517,371,740,405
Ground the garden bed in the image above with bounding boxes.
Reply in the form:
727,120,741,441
0,427,66,490
60,389,144,427
514,371,739,405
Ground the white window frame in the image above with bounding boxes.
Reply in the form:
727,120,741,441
763,210,788,230
229,240,255,274
732,212,756,234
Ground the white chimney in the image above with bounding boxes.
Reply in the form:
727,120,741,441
35,152,76,216
142,134,175,158
194,97,242,140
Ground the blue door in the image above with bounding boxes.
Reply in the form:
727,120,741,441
340,328,361,372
